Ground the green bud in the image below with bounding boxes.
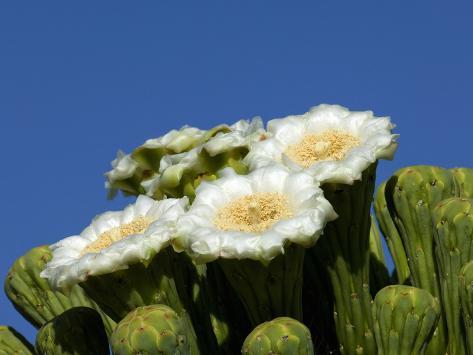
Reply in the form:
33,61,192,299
369,215,391,296
241,317,314,355
35,307,109,355
111,304,192,355
372,285,441,354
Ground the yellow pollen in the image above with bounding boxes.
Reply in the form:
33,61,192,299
285,130,360,168
214,193,292,233
81,216,151,255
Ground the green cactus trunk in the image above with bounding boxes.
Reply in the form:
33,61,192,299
111,304,195,355
241,317,314,355
433,197,473,354
3,245,115,336
307,163,377,354
372,285,441,354
369,216,391,297
79,247,223,354
35,307,109,355
0,326,34,355
218,243,305,328
373,181,410,285
459,261,473,354
380,166,457,354
451,167,473,199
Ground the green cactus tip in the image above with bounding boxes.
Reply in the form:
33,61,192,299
111,304,193,355
372,285,441,355
241,317,314,355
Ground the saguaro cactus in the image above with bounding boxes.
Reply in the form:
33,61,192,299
241,317,314,355
111,304,194,355
433,197,473,354
451,167,473,198
379,166,457,354
35,307,109,355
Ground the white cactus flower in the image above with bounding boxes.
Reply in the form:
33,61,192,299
244,104,398,184
41,195,188,290
174,165,337,263
104,150,139,189
139,126,207,154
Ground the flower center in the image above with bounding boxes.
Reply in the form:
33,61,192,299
285,130,360,167
214,193,292,233
81,216,151,255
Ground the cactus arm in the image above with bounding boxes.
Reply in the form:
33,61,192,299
373,181,410,285
0,326,34,355
459,261,473,354
4,245,115,337
433,197,473,354
382,166,456,354
369,216,391,296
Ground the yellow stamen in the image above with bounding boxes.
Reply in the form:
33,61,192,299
285,130,360,168
214,193,292,233
81,216,151,255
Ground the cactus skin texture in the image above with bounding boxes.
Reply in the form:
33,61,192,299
241,317,314,355
111,304,193,355
35,307,109,355
451,167,473,198
380,166,457,354
374,181,410,285
3,245,115,336
372,285,441,355
0,326,34,355
433,197,473,354
308,163,377,354
369,216,391,297
459,261,473,354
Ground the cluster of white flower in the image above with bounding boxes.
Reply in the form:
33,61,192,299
41,104,397,290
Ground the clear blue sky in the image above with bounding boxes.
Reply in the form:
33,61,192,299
1,1,472,342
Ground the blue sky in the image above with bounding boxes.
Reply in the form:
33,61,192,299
1,1,472,342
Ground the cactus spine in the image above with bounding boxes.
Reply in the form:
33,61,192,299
3,245,115,336
0,326,34,355
111,304,194,355
433,197,473,354
372,285,440,354
308,163,377,354
35,307,109,355
241,317,314,355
